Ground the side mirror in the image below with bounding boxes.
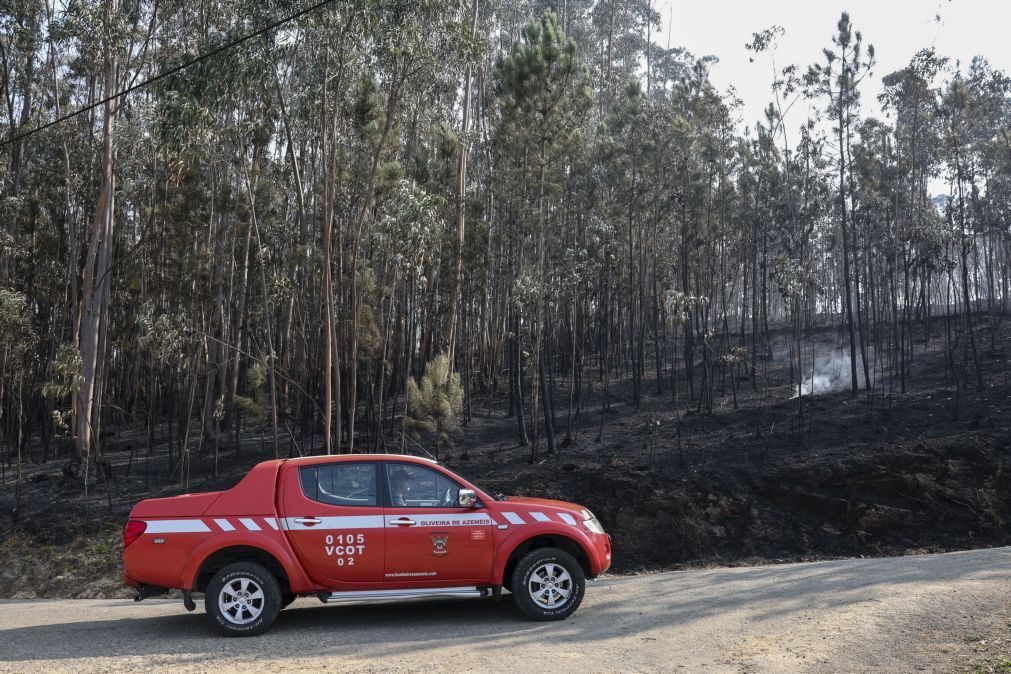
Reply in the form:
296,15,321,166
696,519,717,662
458,489,478,508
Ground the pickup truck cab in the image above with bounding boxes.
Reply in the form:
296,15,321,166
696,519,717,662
123,454,612,635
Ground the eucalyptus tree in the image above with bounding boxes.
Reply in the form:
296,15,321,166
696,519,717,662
597,80,650,407
69,0,161,479
0,0,43,207
805,12,875,397
350,0,469,453
963,58,1011,349
368,178,443,450
155,3,287,472
880,48,947,388
445,0,481,368
0,288,36,504
588,0,658,111
940,75,986,392
492,10,590,457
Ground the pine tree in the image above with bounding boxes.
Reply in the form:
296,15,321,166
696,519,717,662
404,353,464,460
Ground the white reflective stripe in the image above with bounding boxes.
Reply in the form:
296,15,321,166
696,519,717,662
558,513,577,526
264,517,280,530
503,512,525,525
284,515,385,531
530,512,551,523
213,518,236,531
390,513,495,527
239,517,261,531
144,519,211,534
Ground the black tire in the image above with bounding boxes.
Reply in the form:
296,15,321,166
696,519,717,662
510,547,585,621
205,561,282,637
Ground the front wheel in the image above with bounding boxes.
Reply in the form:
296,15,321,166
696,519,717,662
205,561,282,636
511,547,585,621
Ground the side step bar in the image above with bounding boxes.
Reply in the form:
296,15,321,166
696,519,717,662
318,586,485,604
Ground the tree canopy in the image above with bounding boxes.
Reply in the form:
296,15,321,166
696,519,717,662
1,1,1009,489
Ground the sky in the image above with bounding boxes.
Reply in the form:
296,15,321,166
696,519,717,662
655,0,1011,135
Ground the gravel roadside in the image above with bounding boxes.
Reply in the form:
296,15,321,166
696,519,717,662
1,547,1009,673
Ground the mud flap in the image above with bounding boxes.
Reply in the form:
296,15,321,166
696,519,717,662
182,590,196,612
133,584,168,602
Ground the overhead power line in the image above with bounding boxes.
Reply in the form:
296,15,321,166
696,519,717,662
1,0,335,149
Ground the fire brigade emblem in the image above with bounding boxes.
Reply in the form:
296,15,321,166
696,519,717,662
430,533,449,557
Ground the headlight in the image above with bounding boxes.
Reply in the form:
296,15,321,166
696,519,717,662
583,517,605,535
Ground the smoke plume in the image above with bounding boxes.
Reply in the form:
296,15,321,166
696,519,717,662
793,350,864,397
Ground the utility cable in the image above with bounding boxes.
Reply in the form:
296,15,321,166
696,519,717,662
1,0,335,148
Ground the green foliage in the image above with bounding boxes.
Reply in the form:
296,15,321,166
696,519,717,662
3,0,1011,468
511,267,542,310
404,353,464,455
137,305,190,366
156,21,277,159
352,71,388,145
373,179,444,280
663,291,707,326
0,288,35,361
493,11,591,165
771,257,820,300
719,347,748,367
42,342,82,437
804,12,875,120
234,363,269,420
43,343,83,401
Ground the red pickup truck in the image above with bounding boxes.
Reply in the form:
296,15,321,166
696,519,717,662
123,454,612,635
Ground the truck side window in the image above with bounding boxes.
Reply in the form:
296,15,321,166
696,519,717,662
298,463,377,507
386,464,462,508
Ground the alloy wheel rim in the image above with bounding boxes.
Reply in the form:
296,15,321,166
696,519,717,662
528,562,572,609
218,577,265,625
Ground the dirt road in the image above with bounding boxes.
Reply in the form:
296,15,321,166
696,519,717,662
1,547,1009,673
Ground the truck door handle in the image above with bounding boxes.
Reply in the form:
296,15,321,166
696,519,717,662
294,517,322,526
388,517,416,526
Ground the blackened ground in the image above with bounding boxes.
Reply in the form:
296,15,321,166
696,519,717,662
1,318,1009,597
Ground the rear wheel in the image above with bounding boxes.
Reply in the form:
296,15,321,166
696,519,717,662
510,547,585,621
205,561,281,636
